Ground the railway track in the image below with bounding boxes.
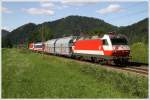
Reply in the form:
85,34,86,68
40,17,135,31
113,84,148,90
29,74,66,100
40,52,149,76
58,55,149,76
73,58,149,76
99,63,148,76
117,62,148,75
119,67,148,76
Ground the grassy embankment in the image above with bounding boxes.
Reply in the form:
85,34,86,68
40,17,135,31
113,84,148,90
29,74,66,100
130,42,148,64
2,48,148,98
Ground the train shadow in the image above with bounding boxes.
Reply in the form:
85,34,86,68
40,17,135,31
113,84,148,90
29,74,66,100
128,62,148,67
99,62,148,68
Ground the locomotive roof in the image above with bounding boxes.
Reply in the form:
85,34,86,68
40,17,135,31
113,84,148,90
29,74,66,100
108,34,128,39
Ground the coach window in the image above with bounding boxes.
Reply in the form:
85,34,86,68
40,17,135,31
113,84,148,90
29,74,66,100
103,39,108,45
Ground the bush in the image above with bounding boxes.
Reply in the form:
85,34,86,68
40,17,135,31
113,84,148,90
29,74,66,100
130,42,148,63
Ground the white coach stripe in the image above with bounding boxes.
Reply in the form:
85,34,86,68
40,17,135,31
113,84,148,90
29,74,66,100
73,50,104,55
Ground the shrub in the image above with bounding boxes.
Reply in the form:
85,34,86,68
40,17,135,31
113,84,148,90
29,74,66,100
130,42,148,63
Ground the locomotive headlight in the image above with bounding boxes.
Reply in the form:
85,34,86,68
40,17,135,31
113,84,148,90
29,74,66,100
113,50,117,53
125,46,130,50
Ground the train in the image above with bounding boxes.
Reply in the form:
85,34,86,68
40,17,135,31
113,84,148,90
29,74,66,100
29,33,131,65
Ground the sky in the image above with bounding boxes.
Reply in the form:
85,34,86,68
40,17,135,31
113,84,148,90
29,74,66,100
1,0,149,31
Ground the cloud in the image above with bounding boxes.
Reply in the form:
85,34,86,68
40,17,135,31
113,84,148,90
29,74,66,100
40,1,55,8
2,7,13,14
56,5,69,10
61,0,101,5
41,3,54,8
40,1,69,10
22,1,55,16
22,8,54,15
96,4,124,14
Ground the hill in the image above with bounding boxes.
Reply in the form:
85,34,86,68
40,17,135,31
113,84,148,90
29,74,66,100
2,15,148,47
1,29,10,37
117,18,148,44
2,29,11,48
2,16,117,46
8,23,37,44
21,15,118,43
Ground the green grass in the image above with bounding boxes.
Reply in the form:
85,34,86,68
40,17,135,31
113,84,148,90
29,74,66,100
2,48,148,98
130,42,148,64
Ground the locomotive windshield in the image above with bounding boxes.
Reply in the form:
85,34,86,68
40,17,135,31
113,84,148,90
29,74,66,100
35,45,43,48
111,38,128,45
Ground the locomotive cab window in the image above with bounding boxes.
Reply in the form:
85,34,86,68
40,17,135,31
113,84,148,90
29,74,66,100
111,38,128,45
103,39,108,45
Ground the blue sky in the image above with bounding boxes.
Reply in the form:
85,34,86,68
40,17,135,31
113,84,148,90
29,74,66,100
2,0,148,31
